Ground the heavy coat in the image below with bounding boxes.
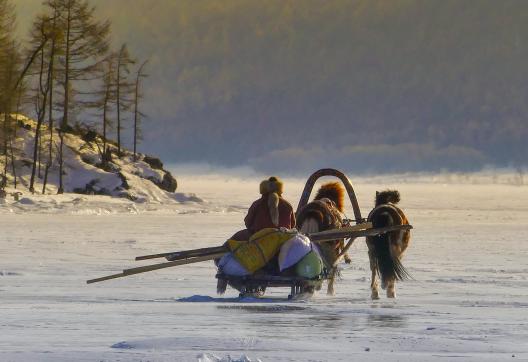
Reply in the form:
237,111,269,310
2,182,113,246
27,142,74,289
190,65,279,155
244,195,296,233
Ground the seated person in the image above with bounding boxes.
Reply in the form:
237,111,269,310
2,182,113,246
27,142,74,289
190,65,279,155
231,176,296,241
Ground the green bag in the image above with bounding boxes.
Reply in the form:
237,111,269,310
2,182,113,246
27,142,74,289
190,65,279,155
295,250,323,278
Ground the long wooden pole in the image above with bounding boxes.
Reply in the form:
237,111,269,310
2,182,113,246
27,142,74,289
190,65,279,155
134,223,373,261
308,222,371,237
86,271,126,284
123,252,226,276
135,245,228,261
87,252,226,284
87,224,413,285
309,224,412,242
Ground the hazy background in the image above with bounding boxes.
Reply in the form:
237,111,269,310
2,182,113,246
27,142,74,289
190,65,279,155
14,0,528,174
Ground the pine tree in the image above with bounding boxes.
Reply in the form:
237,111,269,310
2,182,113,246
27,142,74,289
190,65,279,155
42,2,63,194
28,15,54,193
0,41,19,185
86,52,116,163
115,43,135,157
133,59,148,161
0,0,20,188
0,0,16,94
9,86,25,188
53,0,110,193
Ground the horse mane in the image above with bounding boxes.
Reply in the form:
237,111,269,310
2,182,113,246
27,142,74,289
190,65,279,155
314,182,345,212
375,190,400,206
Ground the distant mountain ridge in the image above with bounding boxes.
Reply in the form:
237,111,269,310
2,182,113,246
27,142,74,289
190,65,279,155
14,1,528,173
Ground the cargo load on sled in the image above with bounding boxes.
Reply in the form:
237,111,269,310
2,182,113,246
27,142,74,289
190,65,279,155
216,227,325,297
87,169,412,299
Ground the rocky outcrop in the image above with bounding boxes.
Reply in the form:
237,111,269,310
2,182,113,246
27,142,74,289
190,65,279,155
0,115,178,202
72,179,110,195
161,172,178,192
143,155,164,170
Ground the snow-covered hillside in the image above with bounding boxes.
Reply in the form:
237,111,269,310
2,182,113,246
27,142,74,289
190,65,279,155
0,114,201,206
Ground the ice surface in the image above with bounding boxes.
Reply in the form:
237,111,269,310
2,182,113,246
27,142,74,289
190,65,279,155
0,173,527,361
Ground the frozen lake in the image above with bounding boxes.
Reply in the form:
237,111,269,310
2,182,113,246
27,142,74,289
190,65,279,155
1,174,527,361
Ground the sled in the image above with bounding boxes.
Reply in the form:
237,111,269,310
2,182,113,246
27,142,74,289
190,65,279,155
216,273,326,300
215,168,412,299
87,168,413,299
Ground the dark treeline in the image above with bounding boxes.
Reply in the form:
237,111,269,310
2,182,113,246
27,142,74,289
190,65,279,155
8,0,528,175
0,0,149,192
83,0,527,174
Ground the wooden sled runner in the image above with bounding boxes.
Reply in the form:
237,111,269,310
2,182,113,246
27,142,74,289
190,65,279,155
87,168,412,299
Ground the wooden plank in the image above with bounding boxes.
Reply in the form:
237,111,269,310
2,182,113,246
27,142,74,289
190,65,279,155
309,224,413,242
135,225,369,262
123,252,227,276
308,222,372,237
135,245,228,261
87,272,126,284
87,252,227,284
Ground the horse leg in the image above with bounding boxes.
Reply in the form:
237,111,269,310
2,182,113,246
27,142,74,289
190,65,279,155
368,248,380,300
327,268,336,296
387,242,401,298
386,278,396,298
337,240,351,264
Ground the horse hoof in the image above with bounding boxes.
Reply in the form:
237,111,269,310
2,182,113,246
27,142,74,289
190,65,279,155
387,291,396,298
371,291,380,300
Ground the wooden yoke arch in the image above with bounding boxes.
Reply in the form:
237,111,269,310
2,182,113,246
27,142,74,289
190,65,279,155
295,168,362,223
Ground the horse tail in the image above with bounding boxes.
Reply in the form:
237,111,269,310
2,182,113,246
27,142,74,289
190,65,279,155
314,182,345,212
299,217,320,234
368,205,412,287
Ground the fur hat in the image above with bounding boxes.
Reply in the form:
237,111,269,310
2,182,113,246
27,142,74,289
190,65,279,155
259,176,284,196
259,176,283,227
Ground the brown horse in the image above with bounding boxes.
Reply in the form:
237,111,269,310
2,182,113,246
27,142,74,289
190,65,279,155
366,190,411,299
296,182,350,294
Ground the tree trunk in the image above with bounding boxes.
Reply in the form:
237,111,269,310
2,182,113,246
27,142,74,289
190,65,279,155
116,55,121,157
102,80,110,160
38,131,42,178
11,92,22,189
29,48,49,193
133,73,138,160
58,131,64,194
29,115,46,193
42,26,56,195
3,113,9,182
58,1,72,195
9,136,17,189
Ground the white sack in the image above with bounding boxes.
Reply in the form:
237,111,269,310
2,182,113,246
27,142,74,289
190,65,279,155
217,253,250,276
278,233,312,271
